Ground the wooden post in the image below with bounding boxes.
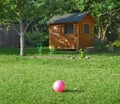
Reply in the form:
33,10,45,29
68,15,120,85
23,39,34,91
77,23,80,50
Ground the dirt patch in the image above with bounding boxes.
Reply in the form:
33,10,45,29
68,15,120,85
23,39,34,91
26,55,76,60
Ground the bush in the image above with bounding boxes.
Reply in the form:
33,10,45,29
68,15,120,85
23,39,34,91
26,31,48,46
112,40,120,48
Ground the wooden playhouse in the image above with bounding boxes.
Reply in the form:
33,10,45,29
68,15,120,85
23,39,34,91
48,12,96,50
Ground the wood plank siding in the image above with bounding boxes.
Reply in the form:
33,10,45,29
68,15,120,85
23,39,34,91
48,12,95,50
49,23,77,49
79,14,95,48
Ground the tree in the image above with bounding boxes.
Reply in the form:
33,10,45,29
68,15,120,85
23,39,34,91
65,0,90,13
106,14,120,42
90,0,120,43
0,0,46,56
0,0,70,56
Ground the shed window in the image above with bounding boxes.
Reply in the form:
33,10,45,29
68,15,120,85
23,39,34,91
65,24,73,34
84,24,89,34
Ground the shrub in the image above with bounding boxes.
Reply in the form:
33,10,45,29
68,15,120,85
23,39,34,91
26,31,48,46
112,40,120,48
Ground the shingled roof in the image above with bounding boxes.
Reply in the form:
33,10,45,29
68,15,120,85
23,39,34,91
48,12,90,24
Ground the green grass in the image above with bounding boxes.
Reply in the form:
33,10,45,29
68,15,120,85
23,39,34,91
0,48,120,104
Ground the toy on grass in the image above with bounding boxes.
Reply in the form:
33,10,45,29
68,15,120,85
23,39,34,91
37,43,42,55
53,80,65,92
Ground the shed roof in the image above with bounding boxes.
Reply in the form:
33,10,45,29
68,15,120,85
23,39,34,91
48,12,90,24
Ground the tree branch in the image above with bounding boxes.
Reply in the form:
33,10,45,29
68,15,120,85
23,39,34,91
12,23,20,35
24,21,33,33
99,8,120,16
8,18,20,35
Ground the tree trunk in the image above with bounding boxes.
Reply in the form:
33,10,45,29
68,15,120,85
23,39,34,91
102,32,106,42
97,26,107,43
20,32,24,56
97,30,106,44
20,16,24,56
98,27,102,40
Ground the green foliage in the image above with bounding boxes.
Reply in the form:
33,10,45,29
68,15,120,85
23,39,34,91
112,40,120,47
0,0,46,24
0,0,50,56
79,48,86,59
26,31,48,46
90,0,120,42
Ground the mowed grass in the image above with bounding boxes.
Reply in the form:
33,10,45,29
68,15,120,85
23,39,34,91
0,48,120,104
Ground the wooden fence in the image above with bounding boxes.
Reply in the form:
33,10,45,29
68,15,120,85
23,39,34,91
0,28,20,48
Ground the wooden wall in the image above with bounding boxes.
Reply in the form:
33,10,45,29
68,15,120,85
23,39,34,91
49,14,95,50
78,14,95,48
49,24,77,49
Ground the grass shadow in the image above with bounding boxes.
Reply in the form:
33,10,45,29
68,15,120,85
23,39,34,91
0,48,38,56
88,48,120,57
64,89,84,93
0,47,119,57
0,48,20,55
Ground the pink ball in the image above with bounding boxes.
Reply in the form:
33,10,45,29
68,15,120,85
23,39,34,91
53,80,65,92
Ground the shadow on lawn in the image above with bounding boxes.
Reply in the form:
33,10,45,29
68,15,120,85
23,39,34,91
0,48,78,56
0,47,119,57
0,48,20,55
0,48,37,55
64,89,84,93
88,48,120,57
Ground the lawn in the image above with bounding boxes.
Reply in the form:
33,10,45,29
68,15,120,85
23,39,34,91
0,48,120,104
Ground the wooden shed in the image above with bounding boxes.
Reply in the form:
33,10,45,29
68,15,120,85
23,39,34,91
48,12,96,50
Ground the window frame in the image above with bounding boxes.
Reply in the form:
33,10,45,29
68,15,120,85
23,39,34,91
64,24,74,35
